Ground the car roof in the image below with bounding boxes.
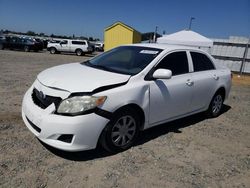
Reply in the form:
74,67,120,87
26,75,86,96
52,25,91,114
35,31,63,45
125,43,204,52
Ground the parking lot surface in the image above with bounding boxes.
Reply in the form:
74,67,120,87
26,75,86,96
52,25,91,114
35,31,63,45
0,50,249,187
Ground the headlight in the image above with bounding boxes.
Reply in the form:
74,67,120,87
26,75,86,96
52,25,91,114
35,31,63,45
57,96,107,114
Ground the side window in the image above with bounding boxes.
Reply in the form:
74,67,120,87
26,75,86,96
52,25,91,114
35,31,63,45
191,52,215,71
72,41,86,45
156,51,189,76
60,40,68,44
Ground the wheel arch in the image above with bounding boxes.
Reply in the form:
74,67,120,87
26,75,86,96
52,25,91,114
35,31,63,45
49,46,57,51
112,103,145,131
75,48,83,52
215,86,226,101
108,103,145,130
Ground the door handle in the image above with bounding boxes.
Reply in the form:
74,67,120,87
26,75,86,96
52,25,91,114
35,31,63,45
186,79,194,86
213,74,219,80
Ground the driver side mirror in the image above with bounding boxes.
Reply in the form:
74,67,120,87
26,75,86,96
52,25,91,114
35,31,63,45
153,69,172,79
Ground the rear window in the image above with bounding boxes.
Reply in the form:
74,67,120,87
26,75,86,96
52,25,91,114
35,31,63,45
60,40,68,44
191,52,215,71
72,41,86,45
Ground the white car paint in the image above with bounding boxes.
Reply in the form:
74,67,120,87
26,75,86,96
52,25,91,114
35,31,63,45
37,63,130,93
22,43,232,151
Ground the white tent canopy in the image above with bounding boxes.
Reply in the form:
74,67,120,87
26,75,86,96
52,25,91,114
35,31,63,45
157,30,213,48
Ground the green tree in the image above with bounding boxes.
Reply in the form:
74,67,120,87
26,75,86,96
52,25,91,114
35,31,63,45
26,31,36,36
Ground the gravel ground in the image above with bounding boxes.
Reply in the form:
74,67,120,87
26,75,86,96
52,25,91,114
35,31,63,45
0,50,249,188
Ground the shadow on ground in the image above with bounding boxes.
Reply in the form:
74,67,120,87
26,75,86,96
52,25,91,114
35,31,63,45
41,105,231,161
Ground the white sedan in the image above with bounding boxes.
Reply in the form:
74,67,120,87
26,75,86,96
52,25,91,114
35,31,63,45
22,44,232,152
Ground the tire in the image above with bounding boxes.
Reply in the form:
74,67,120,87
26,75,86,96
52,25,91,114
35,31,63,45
24,46,30,52
0,44,3,50
206,92,224,118
100,108,140,153
76,49,83,56
50,47,56,54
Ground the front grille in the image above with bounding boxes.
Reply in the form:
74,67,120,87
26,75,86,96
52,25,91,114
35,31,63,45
32,88,62,109
26,116,41,133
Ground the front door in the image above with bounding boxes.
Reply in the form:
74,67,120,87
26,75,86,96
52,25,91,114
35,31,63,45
149,51,193,125
58,40,69,52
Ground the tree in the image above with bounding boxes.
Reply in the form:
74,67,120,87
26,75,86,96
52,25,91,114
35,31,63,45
39,32,45,36
26,31,36,36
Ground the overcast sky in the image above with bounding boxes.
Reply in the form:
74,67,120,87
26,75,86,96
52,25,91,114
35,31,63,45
0,0,249,39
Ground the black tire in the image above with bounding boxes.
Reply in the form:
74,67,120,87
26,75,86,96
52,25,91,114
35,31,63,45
24,46,30,52
100,108,140,153
76,49,83,56
0,44,3,50
206,91,224,118
50,47,57,54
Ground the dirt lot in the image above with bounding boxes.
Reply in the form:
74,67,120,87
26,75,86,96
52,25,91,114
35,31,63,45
0,50,249,188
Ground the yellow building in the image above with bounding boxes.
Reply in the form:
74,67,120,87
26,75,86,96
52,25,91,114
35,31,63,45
104,21,141,51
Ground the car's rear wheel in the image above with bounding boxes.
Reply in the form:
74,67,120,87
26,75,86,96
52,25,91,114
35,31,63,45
100,108,140,152
207,92,224,118
76,49,83,56
50,47,56,54
0,44,3,50
24,46,30,52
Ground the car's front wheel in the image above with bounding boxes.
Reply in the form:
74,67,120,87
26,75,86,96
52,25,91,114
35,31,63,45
50,47,57,54
100,108,140,152
207,92,224,118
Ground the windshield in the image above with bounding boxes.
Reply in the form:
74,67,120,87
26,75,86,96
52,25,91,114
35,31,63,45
82,46,162,75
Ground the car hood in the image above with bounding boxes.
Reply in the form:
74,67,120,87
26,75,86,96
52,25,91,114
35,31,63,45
37,63,130,93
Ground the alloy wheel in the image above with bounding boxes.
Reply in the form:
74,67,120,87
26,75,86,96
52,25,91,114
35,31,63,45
212,95,223,115
111,115,136,147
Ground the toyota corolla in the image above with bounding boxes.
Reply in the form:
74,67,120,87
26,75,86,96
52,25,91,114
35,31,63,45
22,44,232,152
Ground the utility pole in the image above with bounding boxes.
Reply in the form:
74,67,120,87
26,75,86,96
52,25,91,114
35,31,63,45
188,17,195,30
240,37,250,75
153,26,158,43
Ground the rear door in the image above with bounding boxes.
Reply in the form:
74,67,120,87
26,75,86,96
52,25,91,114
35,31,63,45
188,51,218,111
149,51,193,125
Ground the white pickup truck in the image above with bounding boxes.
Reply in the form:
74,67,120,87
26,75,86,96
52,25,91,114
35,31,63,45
47,39,93,56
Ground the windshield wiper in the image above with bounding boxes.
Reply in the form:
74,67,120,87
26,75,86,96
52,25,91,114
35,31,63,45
82,61,113,71
82,61,131,75
91,64,114,72
82,60,91,66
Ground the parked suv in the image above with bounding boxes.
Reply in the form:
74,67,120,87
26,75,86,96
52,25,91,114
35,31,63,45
0,36,43,52
47,39,93,56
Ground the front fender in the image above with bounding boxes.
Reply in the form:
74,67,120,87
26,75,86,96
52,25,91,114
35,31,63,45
97,82,150,128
